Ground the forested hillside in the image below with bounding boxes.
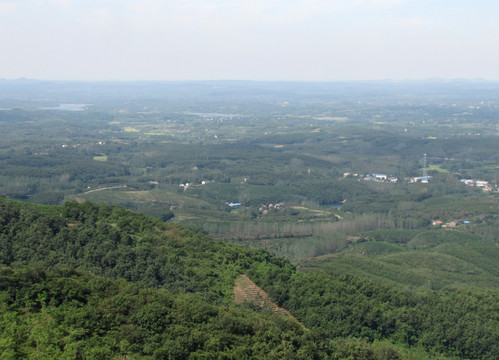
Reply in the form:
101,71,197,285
1,197,497,359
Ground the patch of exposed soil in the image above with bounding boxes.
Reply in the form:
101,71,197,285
233,274,301,323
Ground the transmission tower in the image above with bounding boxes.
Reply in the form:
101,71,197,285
423,153,428,178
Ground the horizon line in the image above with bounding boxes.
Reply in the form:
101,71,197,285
1,77,498,83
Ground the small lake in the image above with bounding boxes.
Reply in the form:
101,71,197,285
187,112,241,118
41,104,90,111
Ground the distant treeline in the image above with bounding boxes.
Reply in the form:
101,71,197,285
197,212,428,240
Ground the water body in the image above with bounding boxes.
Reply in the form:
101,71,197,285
187,112,242,118
41,104,90,111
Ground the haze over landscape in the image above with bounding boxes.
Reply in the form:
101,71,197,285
1,1,499,359
1,0,499,81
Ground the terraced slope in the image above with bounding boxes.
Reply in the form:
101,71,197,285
234,274,296,318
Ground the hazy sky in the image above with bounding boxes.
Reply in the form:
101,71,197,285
1,0,499,81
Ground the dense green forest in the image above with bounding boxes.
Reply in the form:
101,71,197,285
0,198,498,359
0,80,498,358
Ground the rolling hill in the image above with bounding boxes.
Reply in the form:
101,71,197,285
0,197,497,359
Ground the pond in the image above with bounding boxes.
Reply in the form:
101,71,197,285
41,104,90,111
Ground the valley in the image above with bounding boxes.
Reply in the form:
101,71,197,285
0,80,498,358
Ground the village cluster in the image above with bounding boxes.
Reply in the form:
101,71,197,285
344,172,432,184
460,178,496,191
258,202,284,215
179,180,212,189
363,173,399,183
432,219,471,227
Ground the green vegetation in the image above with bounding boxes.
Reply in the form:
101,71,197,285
0,80,498,358
428,164,448,172
0,267,320,359
123,126,140,132
297,228,499,290
0,197,498,359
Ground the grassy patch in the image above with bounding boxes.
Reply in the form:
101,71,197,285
123,126,140,132
144,131,172,136
93,155,108,161
428,164,448,172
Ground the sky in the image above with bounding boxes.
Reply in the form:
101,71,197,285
1,0,499,81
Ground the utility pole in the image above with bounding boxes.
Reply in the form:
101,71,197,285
423,153,428,178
